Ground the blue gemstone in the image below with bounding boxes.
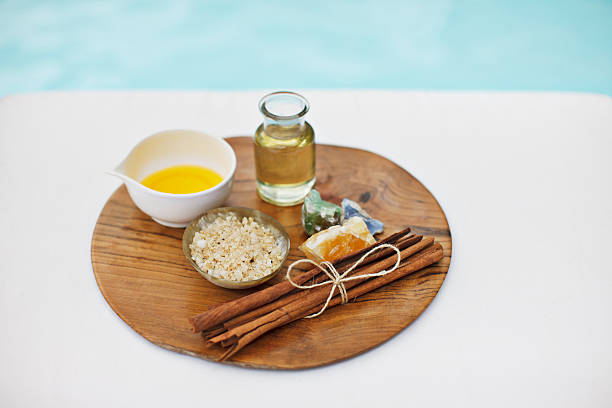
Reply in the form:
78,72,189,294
341,198,384,235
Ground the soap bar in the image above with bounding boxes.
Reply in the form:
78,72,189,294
299,217,376,263
301,190,343,236
341,198,384,235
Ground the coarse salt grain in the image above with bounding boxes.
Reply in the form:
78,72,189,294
189,214,284,282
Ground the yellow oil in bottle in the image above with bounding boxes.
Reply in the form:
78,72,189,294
254,92,316,206
141,165,223,194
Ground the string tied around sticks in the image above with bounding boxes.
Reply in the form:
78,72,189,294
286,244,401,318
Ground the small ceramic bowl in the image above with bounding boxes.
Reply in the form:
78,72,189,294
109,129,236,227
182,207,290,289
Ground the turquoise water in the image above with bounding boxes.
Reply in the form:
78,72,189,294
1,0,611,96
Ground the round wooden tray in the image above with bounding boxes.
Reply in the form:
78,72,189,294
91,136,452,369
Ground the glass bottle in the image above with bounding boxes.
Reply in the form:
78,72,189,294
254,91,315,206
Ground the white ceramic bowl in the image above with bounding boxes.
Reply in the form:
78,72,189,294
110,130,236,227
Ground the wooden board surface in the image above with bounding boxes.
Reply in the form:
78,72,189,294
91,136,452,369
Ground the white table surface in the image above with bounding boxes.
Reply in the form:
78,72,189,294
1,91,610,407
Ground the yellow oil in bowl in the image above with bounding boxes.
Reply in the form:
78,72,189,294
141,165,223,194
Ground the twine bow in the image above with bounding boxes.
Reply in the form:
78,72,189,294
286,244,401,318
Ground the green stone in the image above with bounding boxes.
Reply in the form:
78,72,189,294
301,189,343,236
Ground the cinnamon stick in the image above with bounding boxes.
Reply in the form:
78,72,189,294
190,226,412,332
209,237,435,344
219,243,444,360
222,234,423,330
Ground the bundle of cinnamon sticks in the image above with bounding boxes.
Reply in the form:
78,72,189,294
190,227,443,361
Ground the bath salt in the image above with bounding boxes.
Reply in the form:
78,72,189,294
189,214,284,282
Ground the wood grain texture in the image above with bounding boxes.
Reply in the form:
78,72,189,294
91,136,452,369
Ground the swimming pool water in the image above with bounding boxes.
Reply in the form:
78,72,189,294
0,0,611,96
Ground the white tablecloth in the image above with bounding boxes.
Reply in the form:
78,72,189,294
1,91,610,407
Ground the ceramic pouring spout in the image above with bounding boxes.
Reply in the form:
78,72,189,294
106,160,141,188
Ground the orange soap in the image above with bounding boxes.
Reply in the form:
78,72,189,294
299,217,376,263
